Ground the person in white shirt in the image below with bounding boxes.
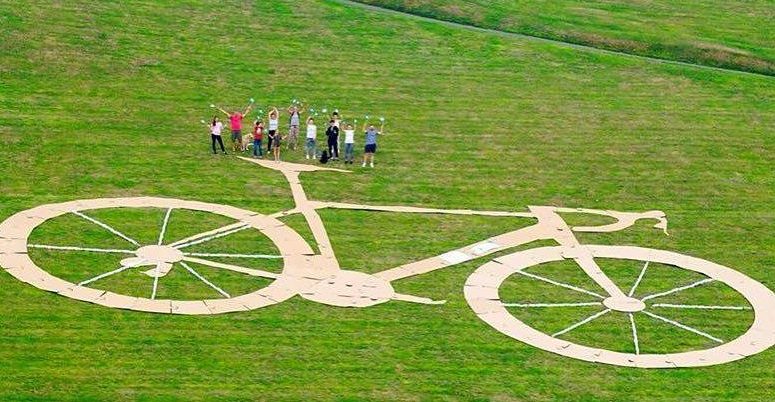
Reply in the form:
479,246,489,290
204,116,226,154
305,117,317,160
343,123,355,164
266,107,280,153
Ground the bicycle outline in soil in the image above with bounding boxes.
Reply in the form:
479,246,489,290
0,158,773,369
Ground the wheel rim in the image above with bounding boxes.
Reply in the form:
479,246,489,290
0,197,319,315
464,245,775,368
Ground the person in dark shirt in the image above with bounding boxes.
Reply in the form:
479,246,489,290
325,119,340,161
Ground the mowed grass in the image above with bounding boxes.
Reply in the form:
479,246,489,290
352,0,775,75
0,0,774,400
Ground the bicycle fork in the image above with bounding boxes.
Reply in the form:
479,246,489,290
529,206,630,300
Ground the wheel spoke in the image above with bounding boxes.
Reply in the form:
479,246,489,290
516,270,606,299
168,222,250,249
641,278,714,302
552,308,611,338
28,244,135,254
179,261,231,298
150,262,163,299
71,211,140,247
78,258,146,286
157,208,173,245
628,313,640,355
502,302,602,308
651,303,751,310
628,261,649,297
182,256,279,279
641,310,723,343
182,252,282,259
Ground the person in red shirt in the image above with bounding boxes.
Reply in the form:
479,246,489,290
251,120,264,158
213,100,254,152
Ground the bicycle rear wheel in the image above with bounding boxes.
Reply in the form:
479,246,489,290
0,197,317,315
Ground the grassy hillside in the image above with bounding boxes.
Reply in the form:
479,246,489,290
1,0,774,400
352,0,775,75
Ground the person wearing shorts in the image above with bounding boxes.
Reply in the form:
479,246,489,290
361,122,383,168
213,102,253,152
266,107,279,152
269,129,282,161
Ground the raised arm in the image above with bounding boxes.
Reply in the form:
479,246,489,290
243,102,253,116
214,106,230,117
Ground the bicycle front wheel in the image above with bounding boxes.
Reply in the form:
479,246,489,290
464,245,775,368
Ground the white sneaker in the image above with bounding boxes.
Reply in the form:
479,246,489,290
306,155,310,160
370,162,374,168
361,162,366,167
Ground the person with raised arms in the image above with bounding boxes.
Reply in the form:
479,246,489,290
212,99,253,152
343,122,355,164
361,119,384,168
305,117,317,160
287,102,305,150
266,107,279,153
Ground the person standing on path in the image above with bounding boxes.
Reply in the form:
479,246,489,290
252,120,264,158
287,103,304,150
269,128,282,161
343,123,355,164
305,117,317,160
204,116,226,154
361,121,383,168
325,119,340,161
213,101,253,152
266,107,279,153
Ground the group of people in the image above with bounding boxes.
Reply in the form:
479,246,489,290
203,100,384,167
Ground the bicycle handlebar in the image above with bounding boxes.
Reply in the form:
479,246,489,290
553,207,669,235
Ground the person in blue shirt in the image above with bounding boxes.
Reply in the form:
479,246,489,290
361,121,383,168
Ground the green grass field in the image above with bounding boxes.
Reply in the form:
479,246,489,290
1,0,774,400
352,0,775,75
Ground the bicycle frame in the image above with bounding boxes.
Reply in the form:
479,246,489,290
241,157,669,305
1,157,771,369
